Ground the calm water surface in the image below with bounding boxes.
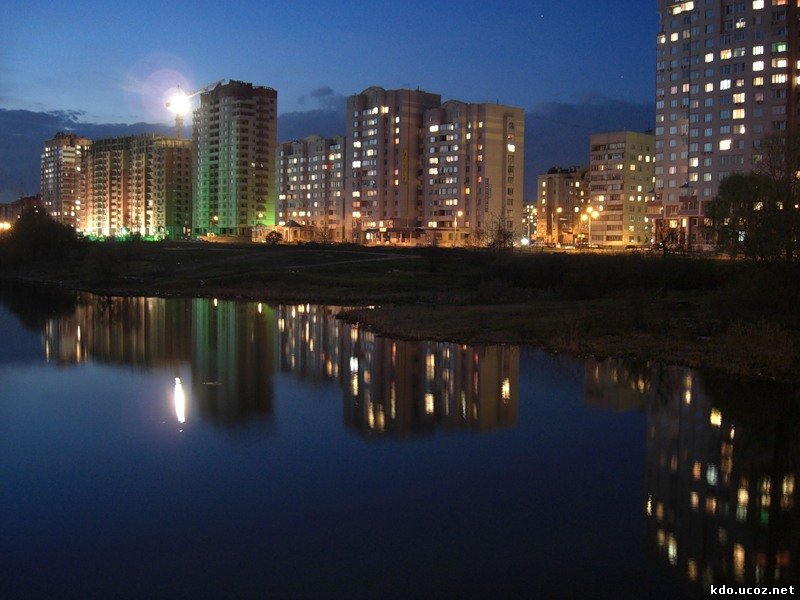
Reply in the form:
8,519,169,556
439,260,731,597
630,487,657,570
0,288,797,599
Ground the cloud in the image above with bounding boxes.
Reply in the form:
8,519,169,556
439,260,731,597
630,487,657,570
297,86,347,113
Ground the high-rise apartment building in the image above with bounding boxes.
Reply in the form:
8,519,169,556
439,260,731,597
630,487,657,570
422,101,525,245
84,134,192,238
536,166,589,244
192,80,277,238
345,87,442,243
589,131,655,247
277,135,346,242
40,133,91,230
655,0,799,249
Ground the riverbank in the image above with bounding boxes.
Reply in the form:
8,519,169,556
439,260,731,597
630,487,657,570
2,240,798,382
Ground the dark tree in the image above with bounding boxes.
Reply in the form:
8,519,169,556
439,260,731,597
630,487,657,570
0,207,78,266
708,132,800,265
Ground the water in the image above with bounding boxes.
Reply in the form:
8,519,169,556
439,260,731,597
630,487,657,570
0,288,797,599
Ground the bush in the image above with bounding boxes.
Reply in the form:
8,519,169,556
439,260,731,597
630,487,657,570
0,208,78,267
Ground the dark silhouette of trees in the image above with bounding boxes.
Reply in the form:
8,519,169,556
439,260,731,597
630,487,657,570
708,132,800,265
0,207,78,266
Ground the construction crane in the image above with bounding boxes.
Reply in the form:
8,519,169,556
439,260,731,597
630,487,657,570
165,80,225,139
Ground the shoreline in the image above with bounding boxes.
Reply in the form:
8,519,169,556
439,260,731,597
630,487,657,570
3,273,797,386
1,242,798,384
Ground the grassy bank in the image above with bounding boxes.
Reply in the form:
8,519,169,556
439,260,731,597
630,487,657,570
1,239,798,382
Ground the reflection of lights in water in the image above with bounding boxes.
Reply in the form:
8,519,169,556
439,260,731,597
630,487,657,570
501,377,511,401
77,325,81,342
213,298,218,307
667,536,677,565
257,303,263,314
174,377,186,425
349,356,358,373
425,392,434,415
350,374,358,396
645,495,653,516
683,389,692,404
709,408,722,427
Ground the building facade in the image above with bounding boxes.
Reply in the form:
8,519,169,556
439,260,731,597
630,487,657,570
84,134,192,238
655,0,800,250
192,80,277,238
422,101,525,246
277,135,346,242
589,131,655,247
345,87,442,243
535,166,589,244
40,133,91,231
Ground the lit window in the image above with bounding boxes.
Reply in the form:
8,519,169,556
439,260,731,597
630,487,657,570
753,60,765,71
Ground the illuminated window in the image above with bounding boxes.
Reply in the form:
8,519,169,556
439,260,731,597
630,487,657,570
753,60,764,71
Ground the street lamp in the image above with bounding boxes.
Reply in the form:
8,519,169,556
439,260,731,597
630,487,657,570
551,206,563,245
452,209,463,247
352,211,362,244
581,206,600,245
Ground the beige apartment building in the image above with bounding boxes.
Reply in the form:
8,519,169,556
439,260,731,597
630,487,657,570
588,131,655,247
535,166,589,244
40,132,91,231
277,135,346,242
345,87,442,243
422,101,525,245
655,0,800,250
192,80,277,237
84,134,192,238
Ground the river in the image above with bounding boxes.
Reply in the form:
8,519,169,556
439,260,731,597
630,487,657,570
0,288,797,598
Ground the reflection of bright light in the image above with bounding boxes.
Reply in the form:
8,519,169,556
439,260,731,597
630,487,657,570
710,408,722,427
174,377,186,424
257,303,263,314
501,377,511,401
349,356,358,373
425,392,434,415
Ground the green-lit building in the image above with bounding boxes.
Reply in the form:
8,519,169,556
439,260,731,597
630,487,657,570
192,80,277,238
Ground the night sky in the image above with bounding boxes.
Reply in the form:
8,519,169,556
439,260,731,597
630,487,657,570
4,0,657,121
1,0,658,199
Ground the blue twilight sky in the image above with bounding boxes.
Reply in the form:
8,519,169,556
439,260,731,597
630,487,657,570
3,0,658,123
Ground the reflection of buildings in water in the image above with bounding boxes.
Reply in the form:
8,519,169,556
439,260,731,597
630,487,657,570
276,303,519,436
278,304,343,382
645,365,799,590
43,295,192,368
41,295,276,425
344,332,519,437
191,299,275,424
583,357,649,412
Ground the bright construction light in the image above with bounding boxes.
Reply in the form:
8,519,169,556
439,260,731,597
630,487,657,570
166,89,191,115
520,237,530,246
